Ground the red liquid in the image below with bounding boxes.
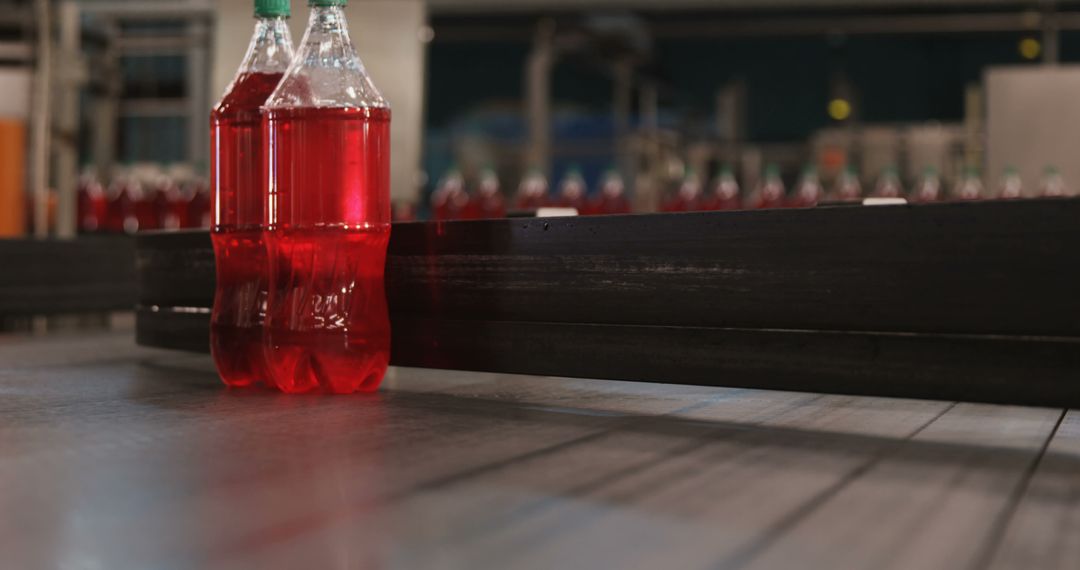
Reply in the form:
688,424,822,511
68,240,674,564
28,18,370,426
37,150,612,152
588,195,631,215
465,193,506,219
210,71,282,388
264,106,391,394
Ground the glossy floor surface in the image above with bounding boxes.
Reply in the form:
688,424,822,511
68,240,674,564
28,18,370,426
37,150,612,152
1,331,1077,569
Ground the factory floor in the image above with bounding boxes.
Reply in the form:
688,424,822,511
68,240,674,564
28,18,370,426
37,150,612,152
0,329,1074,569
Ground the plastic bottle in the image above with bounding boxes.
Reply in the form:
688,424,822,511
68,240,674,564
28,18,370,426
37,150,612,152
661,168,702,212
911,166,942,203
430,168,469,220
954,167,984,201
76,173,107,233
750,164,786,209
555,166,588,212
873,166,903,199
702,165,741,211
998,166,1024,200
263,0,391,394
788,164,823,208
465,165,506,219
831,165,862,202
515,167,549,210
589,168,631,215
209,0,294,388
104,176,138,234
1040,166,1067,198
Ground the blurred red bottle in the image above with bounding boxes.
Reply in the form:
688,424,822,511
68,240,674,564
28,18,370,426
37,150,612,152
661,169,702,212
209,0,294,388
133,182,160,232
749,164,786,209
997,166,1023,200
431,168,469,220
872,166,904,199
465,166,506,219
77,175,107,233
554,166,588,212
701,165,741,211
787,165,823,208
953,167,984,201
1040,166,1067,198
103,178,138,233
515,167,549,210
911,166,942,203
830,165,862,202
263,0,391,394
589,169,631,215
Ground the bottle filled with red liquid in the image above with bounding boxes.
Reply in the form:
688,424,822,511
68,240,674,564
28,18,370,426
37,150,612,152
588,168,631,215
554,166,588,212
702,165,741,211
431,168,469,220
465,166,506,219
515,167,550,210
209,0,294,388
263,0,391,394
750,164,786,209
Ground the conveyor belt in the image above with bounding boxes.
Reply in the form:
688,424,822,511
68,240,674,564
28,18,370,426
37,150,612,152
0,329,1075,569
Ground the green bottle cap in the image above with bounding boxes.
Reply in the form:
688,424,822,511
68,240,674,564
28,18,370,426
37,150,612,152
255,0,290,17
310,0,347,6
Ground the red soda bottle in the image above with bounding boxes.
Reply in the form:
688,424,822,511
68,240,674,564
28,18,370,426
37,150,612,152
997,166,1024,200
515,167,550,210
263,0,391,394
787,165,823,208
430,168,469,220
77,174,107,233
554,166,588,212
589,169,631,215
750,164,786,209
103,176,138,233
465,166,506,219
1040,166,1067,198
133,180,160,231
702,165,741,211
209,0,294,388
911,166,942,203
953,167,984,201
830,165,862,202
661,169,702,212
872,165,904,199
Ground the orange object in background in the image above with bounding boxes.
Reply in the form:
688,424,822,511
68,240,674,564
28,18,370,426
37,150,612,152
0,119,26,237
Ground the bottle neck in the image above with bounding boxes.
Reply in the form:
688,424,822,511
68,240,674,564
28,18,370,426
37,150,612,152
240,16,293,74
302,6,358,63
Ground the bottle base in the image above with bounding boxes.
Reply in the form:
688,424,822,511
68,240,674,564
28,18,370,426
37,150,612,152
210,323,269,388
265,329,389,394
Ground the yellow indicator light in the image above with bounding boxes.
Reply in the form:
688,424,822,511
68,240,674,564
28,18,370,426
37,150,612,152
1019,38,1042,60
828,98,852,121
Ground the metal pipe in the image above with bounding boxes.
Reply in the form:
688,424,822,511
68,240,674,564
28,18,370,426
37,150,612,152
54,0,82,239
29,0,53,239
525,19,555,176
186,18,210,173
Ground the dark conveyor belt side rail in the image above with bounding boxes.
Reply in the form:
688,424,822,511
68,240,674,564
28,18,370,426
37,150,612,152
135,200,1080,407
1,236,137,316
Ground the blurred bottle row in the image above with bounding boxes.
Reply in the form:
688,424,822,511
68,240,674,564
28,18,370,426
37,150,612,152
74,167,210,234
421,163,1071,221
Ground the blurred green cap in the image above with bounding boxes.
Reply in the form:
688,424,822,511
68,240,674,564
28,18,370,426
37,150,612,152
255,0,290,17
310,0,347,6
